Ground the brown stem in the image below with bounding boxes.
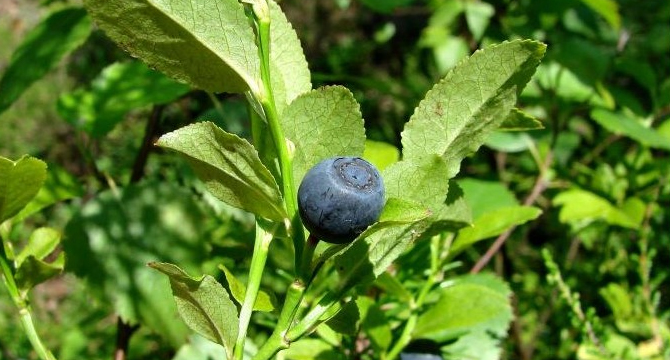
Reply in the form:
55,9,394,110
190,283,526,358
114,318,139,360
470,151,552,274
130,105,164,183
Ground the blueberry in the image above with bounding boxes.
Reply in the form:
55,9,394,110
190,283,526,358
298,157,385,244
399,353,443,360
400,339,443,360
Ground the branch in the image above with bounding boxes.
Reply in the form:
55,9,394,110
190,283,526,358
471,150,552,274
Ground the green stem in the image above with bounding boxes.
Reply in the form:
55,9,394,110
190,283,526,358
252,280,306,360
0,252,20,305
386,234,444,359
285,290,341,342
1,251,56,360
19,308,56,360
385,273,435,360
252,3,305,273
234,222,274,360
299,234,319,281
385,315,417,360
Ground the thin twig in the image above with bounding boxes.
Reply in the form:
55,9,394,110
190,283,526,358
470,151,553,274
114,318,139,360
130,105,164,183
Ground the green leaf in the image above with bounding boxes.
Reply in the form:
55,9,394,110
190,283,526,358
414,273,513,360
324,300,359,335
15,254,64,293
423,180,472,236
401,40,546,178
269,0,312,116
451,206,542,256
173,335,226,360
384,158,471,235
579,0,621,30
0,156,47,223
373,272,413,303
485,132,534,153
16,227,61,266
463,1,494,41
83,0,259,94
57,61,190,137
363,140,400,171
553,189,642,229
357,297,392,353
334,221,429,292
0,7,91,114
218,264,275,312
458,178,518,219
378,198,432,225
279,338,346,360
157,122,286,221
62,181,212,346
383,155,450,211
498,108,544,131
13,164,84,222
591,108,670,151
281,86,366,184
150,262,239,355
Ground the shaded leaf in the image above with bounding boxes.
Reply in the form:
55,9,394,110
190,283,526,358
498,108,544,131
83,0,259,94
15,254,64,293
0,7,91,114
374,272,413,303
279,338,346,360
357,297,393,353
402,40,546,178
325,300,360,335
0,156,47,223
150,262,239,355
218,264,275,312
62,181,211,345
14,164,84,222
334,221,428,292
57,61,190,137
157,122,286,221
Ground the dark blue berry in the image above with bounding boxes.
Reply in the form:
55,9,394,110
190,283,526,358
298,157,385,244
400,353,443,360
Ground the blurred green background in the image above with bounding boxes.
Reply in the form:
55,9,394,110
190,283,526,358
1,0,669,359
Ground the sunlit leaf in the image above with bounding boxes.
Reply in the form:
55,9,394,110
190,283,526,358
402,40,546,178
281,86,366,184
157,122,286,221
150,262,239,355
591,108,670,151
415,273,513,360
0,156,47,223
83,0,259,94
